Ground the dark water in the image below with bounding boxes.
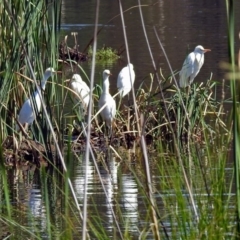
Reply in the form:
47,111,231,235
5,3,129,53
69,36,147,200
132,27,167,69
1,1,239,239
61,0,240,92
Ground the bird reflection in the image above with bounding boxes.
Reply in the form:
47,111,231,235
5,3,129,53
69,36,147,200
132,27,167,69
103,155,119,224
72,150,139,234
72,154,95,202
120,174,139,225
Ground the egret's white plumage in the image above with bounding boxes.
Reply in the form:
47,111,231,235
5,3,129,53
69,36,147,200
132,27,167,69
16,67,55,131
179,45,211,88
69,74,90,113
98,70,116,136
117,63,135,97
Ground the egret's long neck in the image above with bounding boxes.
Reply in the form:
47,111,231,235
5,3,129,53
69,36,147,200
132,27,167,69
41,80,47,90
103,77,110,94
40,73,50,90
197,52,204,62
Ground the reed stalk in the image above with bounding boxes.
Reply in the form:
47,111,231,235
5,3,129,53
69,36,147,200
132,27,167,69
0,1,237,239
82,1,99,239
226,0,240,237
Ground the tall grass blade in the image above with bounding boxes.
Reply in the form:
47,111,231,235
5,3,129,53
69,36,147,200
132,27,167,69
81,123,124,240
226,0,240,236
118,0,141,136
82,1,99,239
155,30,200,223
140,114,161,239
2,0,84,231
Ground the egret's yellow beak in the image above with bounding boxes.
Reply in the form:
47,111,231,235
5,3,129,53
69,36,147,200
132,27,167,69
203,49,211,53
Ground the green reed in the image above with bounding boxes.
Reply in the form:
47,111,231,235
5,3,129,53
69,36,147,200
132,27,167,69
0,0,66,238
0,0,60,138
226,0,240,237
0,1,238,239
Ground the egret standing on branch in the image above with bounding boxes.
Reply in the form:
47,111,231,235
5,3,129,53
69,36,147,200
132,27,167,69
16,67,56,131
68,73,90,116
179,45,211,88
98,70,116,137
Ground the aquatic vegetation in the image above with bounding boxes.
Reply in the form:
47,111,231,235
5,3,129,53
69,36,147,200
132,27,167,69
88,45,119,61
0,0,238,240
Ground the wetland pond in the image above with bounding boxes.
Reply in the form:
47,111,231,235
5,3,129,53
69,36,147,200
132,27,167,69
1,1,240,239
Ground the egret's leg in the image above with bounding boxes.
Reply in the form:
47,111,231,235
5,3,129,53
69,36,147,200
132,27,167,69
102,121,107,137
101,122,108,143
108,124,114,145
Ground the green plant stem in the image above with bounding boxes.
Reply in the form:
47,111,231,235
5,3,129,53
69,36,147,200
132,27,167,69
226,0,240,237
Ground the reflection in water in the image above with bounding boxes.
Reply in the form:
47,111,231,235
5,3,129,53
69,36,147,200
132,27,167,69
73,154,95,202
120,174,139,227
72,152,139,235
28,188,44,216
28,188,47,232
72,153,120,233
12,166,48,237
60,0,240,96
60,23,114,30
1,150,235,238
103,156,119,225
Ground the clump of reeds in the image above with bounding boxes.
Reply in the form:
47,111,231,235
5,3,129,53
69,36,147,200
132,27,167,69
88,45,120,61
0,0,237,239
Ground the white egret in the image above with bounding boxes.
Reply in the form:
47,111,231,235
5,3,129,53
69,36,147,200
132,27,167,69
68,74,90,115
117,63,135,98
98,70,116,137
179,45,211,88
16,67,56,131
